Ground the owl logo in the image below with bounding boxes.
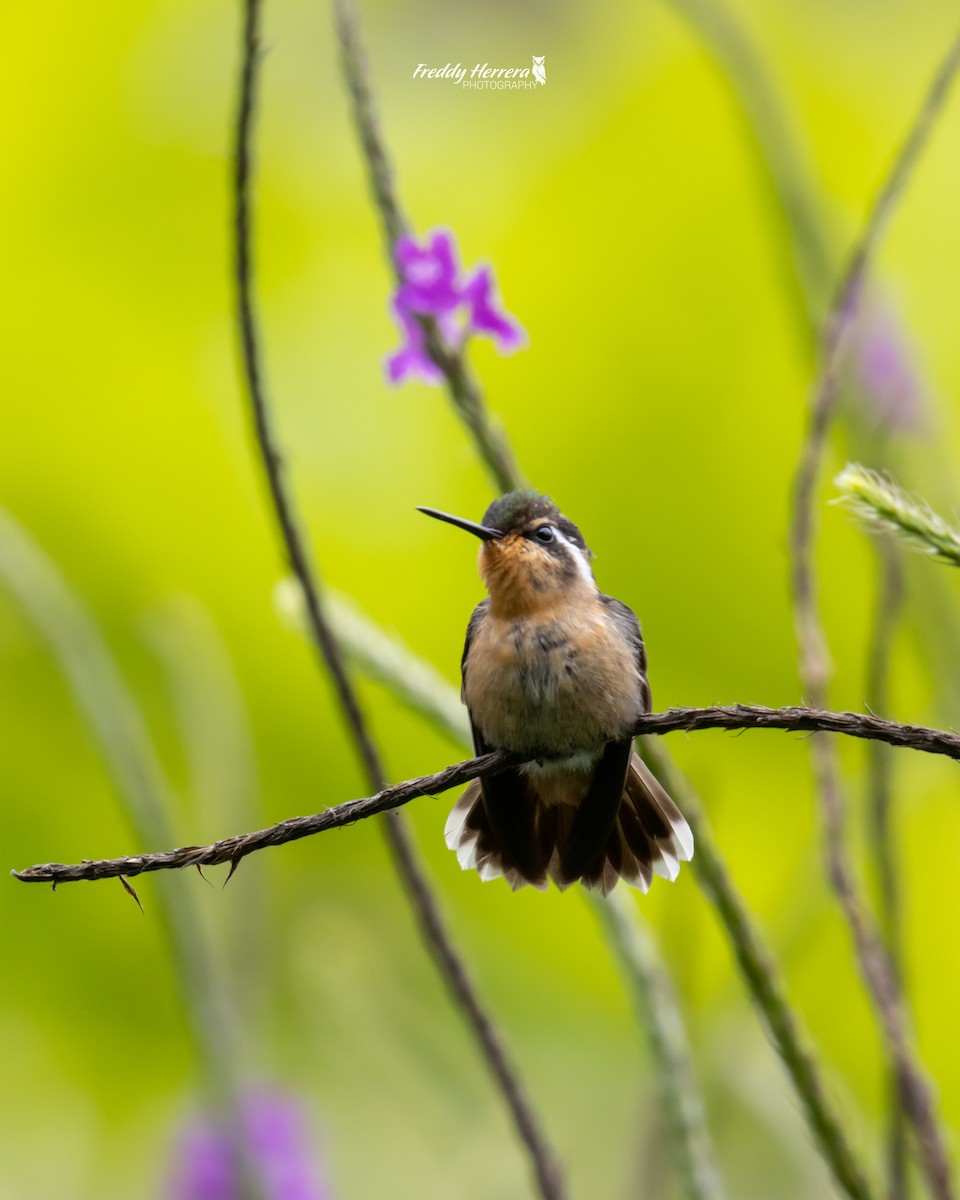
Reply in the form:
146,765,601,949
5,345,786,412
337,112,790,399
532,55,546,85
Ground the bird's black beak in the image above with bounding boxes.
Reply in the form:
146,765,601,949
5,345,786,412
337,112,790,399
417,506,504,542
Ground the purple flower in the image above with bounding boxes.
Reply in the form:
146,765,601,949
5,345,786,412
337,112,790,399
394,229,462,316
846,298,925,433
385,227,525,385
460,266,524,351
167,1091,332,1200
170,1124,234,1200
385,302,443,385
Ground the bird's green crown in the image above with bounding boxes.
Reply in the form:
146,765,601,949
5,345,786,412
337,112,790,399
482,490,560,532
482,490,590,554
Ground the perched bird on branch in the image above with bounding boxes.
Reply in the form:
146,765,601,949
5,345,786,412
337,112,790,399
418,490,693,895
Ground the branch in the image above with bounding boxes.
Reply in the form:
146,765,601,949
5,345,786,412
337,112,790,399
233,7,565,1198
633,705,960,755
788,28,960,1200
14,703,960,886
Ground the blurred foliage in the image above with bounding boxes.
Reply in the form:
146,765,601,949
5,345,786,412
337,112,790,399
2,1,960,1197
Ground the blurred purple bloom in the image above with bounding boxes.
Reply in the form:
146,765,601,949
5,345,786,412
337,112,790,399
167,1091,331,1200
394,229,462,316
847,299,925,433
461,266,524,351
171,1124,233,1200
385,302,443,385
385,227,525,386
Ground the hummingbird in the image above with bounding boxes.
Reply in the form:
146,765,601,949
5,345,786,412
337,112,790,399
418,490,693,895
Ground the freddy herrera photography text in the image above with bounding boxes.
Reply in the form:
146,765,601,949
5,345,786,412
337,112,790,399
412,57,546,89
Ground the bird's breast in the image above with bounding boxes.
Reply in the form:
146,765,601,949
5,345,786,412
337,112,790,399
464,606,643,756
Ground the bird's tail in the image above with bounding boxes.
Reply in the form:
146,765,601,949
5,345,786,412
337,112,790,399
444,753,693,896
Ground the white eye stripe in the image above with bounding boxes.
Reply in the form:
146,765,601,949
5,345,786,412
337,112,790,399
553,529,596,586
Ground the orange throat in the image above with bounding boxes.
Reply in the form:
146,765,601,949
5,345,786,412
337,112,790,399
479,536,595,619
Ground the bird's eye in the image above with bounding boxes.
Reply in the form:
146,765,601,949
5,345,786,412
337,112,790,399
534,525,555,544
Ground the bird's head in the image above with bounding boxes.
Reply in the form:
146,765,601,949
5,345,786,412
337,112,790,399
418,490,595,617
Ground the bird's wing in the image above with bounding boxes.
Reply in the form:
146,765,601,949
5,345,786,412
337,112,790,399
461,598,503,759
599,594,652,713
460,598,489,717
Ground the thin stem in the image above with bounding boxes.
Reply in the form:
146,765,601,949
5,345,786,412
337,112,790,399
641,740,875,1200
0,509,262,1199
330,0,405,253
144,598,269,1033
592,891,726,1200
662,12,958,1185
788,29,960,1200
331,0,526,495
232,6,565,1198
791,24,960,694
813,738,947,1199
865,546,906,981
672,0,960,728
864,542,908,1200
325,589,472,746
661,0,832,333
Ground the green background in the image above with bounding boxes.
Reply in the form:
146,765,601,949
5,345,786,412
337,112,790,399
2,0,959,1196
